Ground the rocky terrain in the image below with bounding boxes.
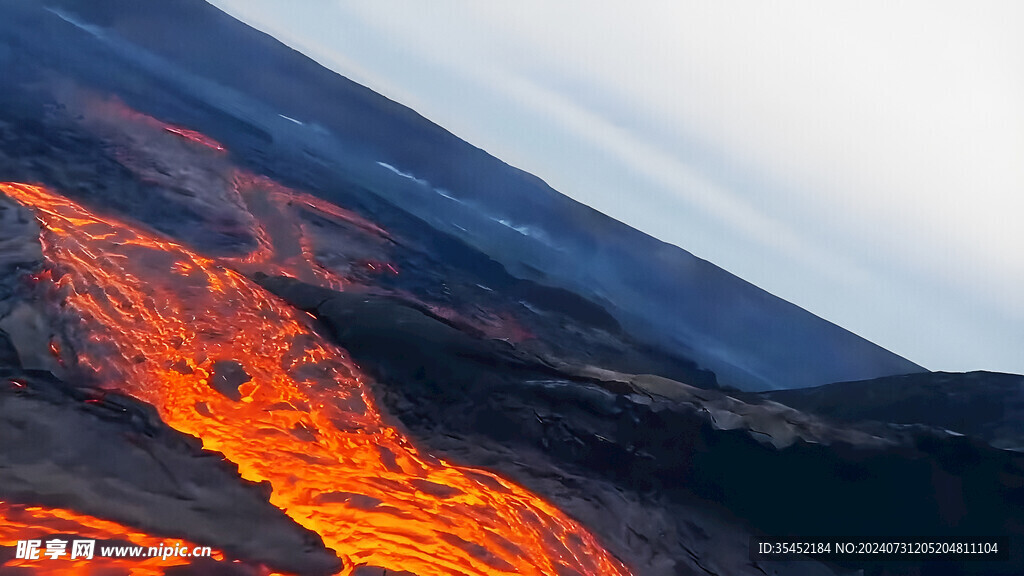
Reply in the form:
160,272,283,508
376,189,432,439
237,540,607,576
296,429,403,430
259,275,1024,576
0,364,342,575
761,371,1024,452
0,0,925,392
0,1,1020,575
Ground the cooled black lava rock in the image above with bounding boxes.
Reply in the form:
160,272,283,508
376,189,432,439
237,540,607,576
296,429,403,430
0,329,18,367
260,274,1024,576
761,371,1024,451
208,360,251,401
0,367,343,575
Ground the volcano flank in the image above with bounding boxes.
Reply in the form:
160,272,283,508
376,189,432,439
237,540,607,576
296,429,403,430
0,1,1020,576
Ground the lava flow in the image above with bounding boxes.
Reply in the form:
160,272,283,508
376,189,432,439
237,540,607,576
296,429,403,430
0,182,630,576
0,501,226,575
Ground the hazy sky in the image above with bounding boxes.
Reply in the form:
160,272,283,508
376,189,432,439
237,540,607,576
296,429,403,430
208,1,1024,375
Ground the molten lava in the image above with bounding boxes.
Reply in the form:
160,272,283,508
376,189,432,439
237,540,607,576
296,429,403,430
0,501,225,575
0,182,629,576
87,97,227,153
161,126,227,152
226,171,387,291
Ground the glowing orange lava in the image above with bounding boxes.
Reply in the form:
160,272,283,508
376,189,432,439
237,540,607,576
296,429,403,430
225,171,391,291
0,182,629,576
86,97,227,153
0,501,226,575
162,126,227,152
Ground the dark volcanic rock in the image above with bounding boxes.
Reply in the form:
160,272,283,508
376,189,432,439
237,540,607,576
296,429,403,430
351,568,419,576
0,196,42,321
260,275,1024,576
0,329,18,367
0,196,59,375
762,371,1024,451
208,360,251,401
0,197,41,276
1,0,922,391
0,368,342,575
162,558,268,576
0,1,1006,571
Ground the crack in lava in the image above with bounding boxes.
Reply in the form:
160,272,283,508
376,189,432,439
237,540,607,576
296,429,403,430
0,183,630,576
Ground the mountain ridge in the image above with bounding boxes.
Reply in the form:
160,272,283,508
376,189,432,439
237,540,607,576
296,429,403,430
1,0,924,390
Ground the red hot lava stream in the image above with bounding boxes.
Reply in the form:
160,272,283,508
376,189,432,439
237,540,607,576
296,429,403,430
0,182,630,576
0,501,228,575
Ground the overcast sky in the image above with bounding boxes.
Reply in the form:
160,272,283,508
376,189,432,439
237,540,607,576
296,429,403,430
208,1,1024,375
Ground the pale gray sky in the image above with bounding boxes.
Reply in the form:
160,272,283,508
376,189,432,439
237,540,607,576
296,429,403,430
208,1,1024,374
